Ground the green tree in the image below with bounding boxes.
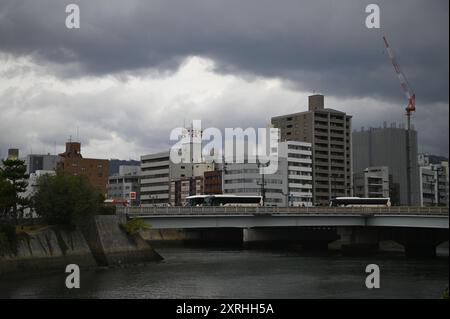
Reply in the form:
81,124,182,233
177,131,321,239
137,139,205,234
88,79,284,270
0,175,15,221
33,172,103,229
0,159,30,223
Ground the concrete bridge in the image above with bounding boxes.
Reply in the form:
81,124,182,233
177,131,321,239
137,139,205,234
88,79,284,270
120,206,449,257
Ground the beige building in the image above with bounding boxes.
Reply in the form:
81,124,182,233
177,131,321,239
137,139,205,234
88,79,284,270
271,94,353,205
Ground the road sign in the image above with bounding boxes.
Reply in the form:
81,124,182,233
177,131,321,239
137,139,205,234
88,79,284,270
130,192,137,200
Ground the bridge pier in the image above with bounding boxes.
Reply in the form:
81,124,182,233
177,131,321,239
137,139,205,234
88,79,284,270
243,227,338,250
198,228,243,244
334,227,379,256
404,243,437,258
386,228,447,258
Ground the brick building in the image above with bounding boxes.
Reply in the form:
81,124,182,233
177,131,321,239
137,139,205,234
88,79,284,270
203,170,222,194
57,142,109,196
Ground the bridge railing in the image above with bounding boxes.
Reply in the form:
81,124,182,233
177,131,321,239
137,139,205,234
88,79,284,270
119,206,449,217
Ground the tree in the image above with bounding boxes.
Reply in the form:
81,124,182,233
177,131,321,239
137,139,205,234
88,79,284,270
0,159,30,223
0,176,15,222
33,172,103,229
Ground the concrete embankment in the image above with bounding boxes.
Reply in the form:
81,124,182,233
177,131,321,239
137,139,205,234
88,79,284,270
84,215,163,266
0,226,96,275
0,215,162,276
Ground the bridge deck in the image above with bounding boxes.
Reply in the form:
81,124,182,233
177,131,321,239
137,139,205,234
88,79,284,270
119,207,449,230
119,206,448,216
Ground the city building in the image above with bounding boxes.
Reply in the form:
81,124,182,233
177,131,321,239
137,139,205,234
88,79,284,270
169,176,204,206
22,170,56,218
278,141,313,206
222,159,287,207
418,153,449,207
271,94,353,205
222,141,313,207
108,159,140,176
57,141,109,196
140,151,193,206
203,170,223,195
419,166,438,207
107,165,141,205
7,148,19,160
25,154,58,174
168,163,214,206
140,125,214,206
353,166,390,199
352,124,420,206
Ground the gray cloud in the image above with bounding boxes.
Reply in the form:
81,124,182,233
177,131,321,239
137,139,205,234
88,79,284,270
0,0,448,103
0,0,448,158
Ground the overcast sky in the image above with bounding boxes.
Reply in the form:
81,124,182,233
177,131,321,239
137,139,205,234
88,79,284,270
0,0,448,160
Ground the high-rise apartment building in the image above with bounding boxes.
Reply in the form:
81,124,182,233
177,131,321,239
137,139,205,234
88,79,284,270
353,125,420,205
271,94,353,205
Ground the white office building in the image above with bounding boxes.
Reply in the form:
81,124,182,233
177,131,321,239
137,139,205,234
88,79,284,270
418,154,449,207
222,141,313,207
140,151,191,206
353,166,390,199
278,141,313,206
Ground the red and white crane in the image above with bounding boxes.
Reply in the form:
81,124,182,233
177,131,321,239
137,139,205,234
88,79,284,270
383,35,416,118
382,35,415,205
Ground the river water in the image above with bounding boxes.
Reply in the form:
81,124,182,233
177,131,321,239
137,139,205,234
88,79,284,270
0,245,448,299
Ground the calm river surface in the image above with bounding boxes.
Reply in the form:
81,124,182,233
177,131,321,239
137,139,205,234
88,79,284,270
0,245,448,299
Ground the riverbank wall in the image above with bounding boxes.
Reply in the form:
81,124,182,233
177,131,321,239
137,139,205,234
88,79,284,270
0,215,162,276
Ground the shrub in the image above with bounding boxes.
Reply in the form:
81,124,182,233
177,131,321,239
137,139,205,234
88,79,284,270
120,219,150,236
443,287,449,299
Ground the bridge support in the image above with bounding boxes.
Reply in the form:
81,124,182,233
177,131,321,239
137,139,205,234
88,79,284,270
383,228,447,258
334,227,380,256
404,243,436,258
243,227,338,250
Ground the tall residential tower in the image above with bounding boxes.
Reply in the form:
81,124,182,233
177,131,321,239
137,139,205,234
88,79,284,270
271,95,353,205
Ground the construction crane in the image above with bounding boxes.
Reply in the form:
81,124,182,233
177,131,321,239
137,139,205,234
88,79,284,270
382,35,415,205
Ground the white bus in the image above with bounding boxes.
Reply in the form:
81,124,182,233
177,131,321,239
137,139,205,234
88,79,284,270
329,197,391,207
185,195,263,207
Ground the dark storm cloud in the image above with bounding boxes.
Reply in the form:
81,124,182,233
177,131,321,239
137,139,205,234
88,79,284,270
0,0,448,158
0,0,448,104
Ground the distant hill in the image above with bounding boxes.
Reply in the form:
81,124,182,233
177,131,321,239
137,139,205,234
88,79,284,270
109,159,140,176
428,155,449,165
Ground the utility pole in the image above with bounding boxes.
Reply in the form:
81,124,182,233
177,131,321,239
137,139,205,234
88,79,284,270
431,165,440,207
257,160,267,206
